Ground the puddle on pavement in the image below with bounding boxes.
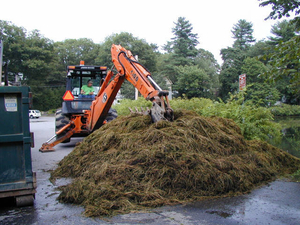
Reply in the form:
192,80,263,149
206,210,232,218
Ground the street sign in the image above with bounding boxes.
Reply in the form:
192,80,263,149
239,74,246,91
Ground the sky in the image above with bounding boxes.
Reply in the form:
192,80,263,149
1,0,279,64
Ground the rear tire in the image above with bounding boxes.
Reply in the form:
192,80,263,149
55,109,71,143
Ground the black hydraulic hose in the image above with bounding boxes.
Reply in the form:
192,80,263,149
117,50,159,90
128,57,151,74
117,51,126,76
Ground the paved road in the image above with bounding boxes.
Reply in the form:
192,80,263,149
0,116,299,225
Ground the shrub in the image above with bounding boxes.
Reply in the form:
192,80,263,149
112,93,282,143
269,104,300,116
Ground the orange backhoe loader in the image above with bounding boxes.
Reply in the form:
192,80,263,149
39,44,173,152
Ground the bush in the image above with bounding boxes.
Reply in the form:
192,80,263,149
112,97,152,116
269,104,300,116
112,94,282,143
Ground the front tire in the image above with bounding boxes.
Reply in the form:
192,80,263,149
55,109,71,143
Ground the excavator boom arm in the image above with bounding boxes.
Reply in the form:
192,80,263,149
88,44,173,131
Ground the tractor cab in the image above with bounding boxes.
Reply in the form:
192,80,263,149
61,61,107,115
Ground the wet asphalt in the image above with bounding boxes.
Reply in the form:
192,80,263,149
0,116,299,225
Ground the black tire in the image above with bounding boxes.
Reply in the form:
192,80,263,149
105,108,118,122
55,109,71,143
15,195,34,207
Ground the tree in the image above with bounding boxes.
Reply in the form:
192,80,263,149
54,38,100,69
194,48,220,97
175,65,211,99
245,83,281,107
241,57,280,107
232,19,256,49
98,32,159,99
259,0,300,103
259,0,300,22
241,57,267,84
22,30,55,86
219,47,245,99
98,32,157,72
161,17,200,85
268,20,297,45
171,17,199,62
0,20,27,80
219,19,256,100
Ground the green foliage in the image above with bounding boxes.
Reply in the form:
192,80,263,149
171,17,199,62
259,0,300,103
245,83,281,107
112,97,152,116
54,38,100,68
175,65,212,98
98,32,159,99
259,0,300,21
219,47,245,100
195,48,220,96
0,20,27,75
161,17,200,84
113,95,282,143
239,58,281,107
291,169,300,182
196,93,282,143
31,87,65,111
269,103,300,116
241,57,266,83
248,41,273,62
98,32,157,71
268,20,297,45
232,19,256,49
0,21,56,87
219,19,258,101
22,30,56,87
169,97,214,115
263,35,300,102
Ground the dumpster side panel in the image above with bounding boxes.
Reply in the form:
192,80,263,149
0,142,25,183
0,86,36,199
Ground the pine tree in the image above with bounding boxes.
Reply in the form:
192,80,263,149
232,19,256,49
169,17,199,66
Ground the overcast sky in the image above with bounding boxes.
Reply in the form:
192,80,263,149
2,0,279,64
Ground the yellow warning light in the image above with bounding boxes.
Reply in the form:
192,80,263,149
80,61,85,66
62,90,74,101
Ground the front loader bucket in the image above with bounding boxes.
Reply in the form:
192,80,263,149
39,128,75,153
39,144,55,152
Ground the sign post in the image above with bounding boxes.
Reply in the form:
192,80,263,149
239,74,246,91
0,40,3,85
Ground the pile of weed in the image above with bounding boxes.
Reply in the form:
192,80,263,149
51,110,300,217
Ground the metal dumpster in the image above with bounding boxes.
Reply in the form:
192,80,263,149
0,86,36,206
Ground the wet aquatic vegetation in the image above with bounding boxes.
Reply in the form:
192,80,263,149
51,110,300,217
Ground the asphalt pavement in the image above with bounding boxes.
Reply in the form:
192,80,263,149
0,116,299,225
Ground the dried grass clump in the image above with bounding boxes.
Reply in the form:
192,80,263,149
51,110,300,217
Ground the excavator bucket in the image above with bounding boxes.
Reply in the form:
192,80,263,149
129,102,174,123
150,102,169,122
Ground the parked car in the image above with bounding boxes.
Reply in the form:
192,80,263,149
29,110,41,119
